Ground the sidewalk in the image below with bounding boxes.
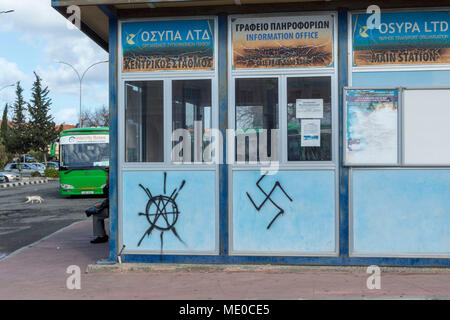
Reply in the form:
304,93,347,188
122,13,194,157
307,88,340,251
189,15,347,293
0,220,449,299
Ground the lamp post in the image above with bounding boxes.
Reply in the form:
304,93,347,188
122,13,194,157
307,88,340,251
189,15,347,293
0,83,15,93
56,60,108,127
0,10,14,15
0,83,15,106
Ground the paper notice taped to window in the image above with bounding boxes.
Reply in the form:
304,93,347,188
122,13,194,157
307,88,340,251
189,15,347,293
301,119,321,147
296,99,323,118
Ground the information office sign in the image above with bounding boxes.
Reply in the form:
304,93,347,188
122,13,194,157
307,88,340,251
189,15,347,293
122,19,215,72
231,15,334,69
352,11,450,67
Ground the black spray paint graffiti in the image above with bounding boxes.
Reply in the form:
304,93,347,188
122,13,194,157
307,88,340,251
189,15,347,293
137,172,186,253
246,171,293,229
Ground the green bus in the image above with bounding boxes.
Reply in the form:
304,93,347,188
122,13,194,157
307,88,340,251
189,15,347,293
57,127,109,195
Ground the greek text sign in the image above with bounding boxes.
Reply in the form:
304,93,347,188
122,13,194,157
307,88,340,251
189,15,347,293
122,19,215,72
231,15,334,69
352,11,450,66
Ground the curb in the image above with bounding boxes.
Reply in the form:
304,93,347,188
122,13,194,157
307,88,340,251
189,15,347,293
87,263,450,274
0,178,49,189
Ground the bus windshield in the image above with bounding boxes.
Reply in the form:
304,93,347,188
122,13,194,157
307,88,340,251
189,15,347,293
61,143,109,168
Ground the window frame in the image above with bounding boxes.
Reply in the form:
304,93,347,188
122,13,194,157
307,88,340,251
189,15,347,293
118,16,219,171
228,12,339,169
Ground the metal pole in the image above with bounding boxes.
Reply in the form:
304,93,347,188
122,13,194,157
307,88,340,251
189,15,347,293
56,60,108,128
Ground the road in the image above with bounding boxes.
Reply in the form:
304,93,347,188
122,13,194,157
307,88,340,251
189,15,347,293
0,181,105,258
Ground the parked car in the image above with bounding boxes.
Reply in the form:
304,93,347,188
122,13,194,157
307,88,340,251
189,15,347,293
4,163,45,177
0,170,19,182
34,163,46,171
43,161,59,170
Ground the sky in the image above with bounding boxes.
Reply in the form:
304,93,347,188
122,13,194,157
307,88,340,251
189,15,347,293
0,0,108,126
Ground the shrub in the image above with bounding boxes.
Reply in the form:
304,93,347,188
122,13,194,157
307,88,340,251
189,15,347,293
44,167,59,178
31,171,42,178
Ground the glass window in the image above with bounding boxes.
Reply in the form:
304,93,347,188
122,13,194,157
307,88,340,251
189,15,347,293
125,81,164,162
172,79,212,163
287,77,332,161
61,143,109,167
235,78,278,162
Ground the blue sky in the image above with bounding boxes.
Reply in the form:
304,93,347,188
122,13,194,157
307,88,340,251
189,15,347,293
0,0,108,125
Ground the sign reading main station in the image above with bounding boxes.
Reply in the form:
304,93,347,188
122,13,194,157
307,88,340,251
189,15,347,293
231,15,334,69
352,11,450,66
122,19,215,72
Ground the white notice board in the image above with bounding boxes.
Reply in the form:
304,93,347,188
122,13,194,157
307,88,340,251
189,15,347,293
403,89,450,165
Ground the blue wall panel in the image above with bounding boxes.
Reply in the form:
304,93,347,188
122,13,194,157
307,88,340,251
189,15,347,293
352,70,450,87
352,169,450,256
121,170,217,254
232,170,336,254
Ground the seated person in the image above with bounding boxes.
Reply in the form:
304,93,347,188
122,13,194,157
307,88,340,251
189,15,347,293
85,173,109,244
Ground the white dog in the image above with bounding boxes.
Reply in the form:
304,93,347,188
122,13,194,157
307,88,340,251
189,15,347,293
25,195,44,204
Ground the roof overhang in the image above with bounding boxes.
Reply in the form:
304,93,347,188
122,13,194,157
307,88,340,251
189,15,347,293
51,0,450,53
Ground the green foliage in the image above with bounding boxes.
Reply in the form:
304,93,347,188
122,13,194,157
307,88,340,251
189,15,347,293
0,143,10,168
1,104,8,144
4,82,31,155
44,167,59,178
29,150,44,162
28,72,58,159
31,171,42,178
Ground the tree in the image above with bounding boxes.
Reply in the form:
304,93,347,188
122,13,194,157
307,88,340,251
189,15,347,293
1,103,8,143
4,82,31,156
28,72,58,164
81,105,109,127
0,104,10,167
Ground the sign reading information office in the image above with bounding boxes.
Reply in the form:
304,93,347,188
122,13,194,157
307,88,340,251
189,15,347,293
231,15,334,69
122,19,215,72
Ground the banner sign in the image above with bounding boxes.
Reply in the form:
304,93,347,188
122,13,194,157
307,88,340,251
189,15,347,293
231,15,334,69
60,135,109,145
122,19,215,72
352,11,450,66
345,89,398,165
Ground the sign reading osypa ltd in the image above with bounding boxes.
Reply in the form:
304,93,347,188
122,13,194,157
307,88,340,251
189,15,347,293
122,19,215,72
60,135,109,145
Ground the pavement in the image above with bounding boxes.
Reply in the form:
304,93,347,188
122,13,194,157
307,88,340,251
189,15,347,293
0,219,449,300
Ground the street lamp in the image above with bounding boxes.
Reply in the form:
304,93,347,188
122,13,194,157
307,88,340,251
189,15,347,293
0,10,14,14
0,83,15,93
56,60,108,127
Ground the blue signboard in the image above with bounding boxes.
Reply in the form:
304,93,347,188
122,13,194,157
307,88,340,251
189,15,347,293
122,19,215,72
352,11,450,66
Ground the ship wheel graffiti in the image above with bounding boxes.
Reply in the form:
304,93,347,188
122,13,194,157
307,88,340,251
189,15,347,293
246,171,293,229
137,172,186,253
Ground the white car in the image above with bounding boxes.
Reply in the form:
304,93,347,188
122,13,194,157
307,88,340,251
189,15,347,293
4,163,45,177
0,170,19,182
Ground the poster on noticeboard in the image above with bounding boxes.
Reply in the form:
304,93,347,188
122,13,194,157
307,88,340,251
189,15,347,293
345,89,399,165
231,15,334,69
121,19,215,72
352,11,450,67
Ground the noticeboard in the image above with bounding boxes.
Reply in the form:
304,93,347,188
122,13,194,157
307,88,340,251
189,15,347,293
344,88,399,166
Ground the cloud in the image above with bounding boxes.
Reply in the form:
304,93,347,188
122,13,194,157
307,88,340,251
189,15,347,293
53,107,79,125
0,57,29,104
0,0,108,124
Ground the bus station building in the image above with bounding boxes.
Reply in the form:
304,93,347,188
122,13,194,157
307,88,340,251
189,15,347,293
52,0,450,267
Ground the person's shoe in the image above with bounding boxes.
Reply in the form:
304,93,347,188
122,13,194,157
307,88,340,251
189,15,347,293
90,235,109,244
